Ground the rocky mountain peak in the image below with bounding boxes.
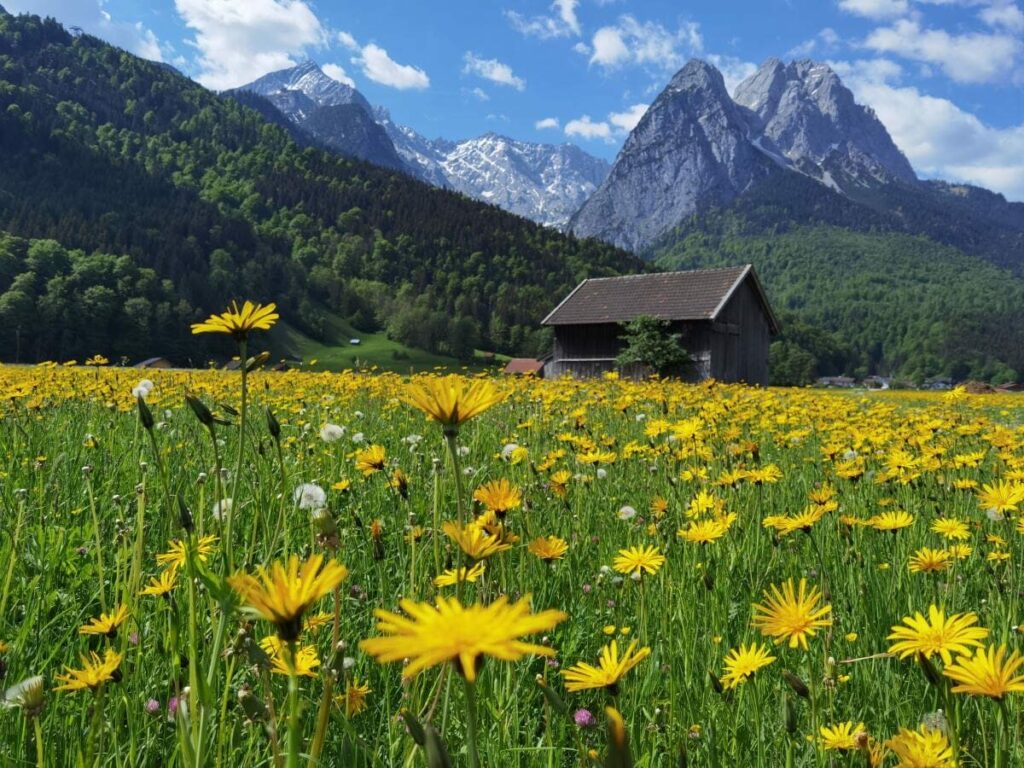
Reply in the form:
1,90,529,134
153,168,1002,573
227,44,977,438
237,61,372,115
735,58,916,186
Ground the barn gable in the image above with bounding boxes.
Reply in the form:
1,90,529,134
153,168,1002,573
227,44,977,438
541,265,778,384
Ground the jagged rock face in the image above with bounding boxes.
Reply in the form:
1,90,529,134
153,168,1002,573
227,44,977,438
734,59,916,189
571,60,776,251
377,114,610,228
302,104,407,172
241,61,372,114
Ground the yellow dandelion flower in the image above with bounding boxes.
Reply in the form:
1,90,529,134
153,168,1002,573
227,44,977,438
355,445,387,476
751,578,832,650
612,545,666,576
720,642,776,689
54,649,122,693
562,640,651,693
472,479,522,516
359,594,566,682
433,562,486,587
228,554,349,642
527,535,569,561
886,726,955,768
403,375,505,432
191,300,278,340
943,643,1024,699
79,604,129,637
887,605,988,665
818,721,867,752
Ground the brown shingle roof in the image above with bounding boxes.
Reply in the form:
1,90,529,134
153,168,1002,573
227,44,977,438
542,265,778,331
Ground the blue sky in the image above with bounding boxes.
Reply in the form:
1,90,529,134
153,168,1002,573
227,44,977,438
8,0,1024,199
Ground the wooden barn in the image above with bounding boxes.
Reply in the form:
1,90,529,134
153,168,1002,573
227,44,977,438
540,265,779,384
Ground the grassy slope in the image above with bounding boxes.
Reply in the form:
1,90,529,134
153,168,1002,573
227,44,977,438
273,313,499,373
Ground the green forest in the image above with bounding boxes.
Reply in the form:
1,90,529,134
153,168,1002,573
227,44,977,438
653,218,1024,385
0,10,639,364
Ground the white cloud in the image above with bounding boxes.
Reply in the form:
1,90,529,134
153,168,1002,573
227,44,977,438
322,63,355,87
8,0,164,61
174,0,325,89
506,0,580,39
535,117,560,129
608,103,647,132
980,1,1024,31
837,0,910,18
833,58,1024,200
572,41,592,55
351,42,430,90
462,52,526,91
589,15,702,71
787,27,842,59
863,19,1021,83
470,87,490,101
337,31,359,51
564,115,613,141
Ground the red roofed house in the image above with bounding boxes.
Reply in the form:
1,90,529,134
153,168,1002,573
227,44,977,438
540,265,779,384
503,358,546,377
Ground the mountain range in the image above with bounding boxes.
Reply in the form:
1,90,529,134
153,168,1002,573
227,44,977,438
571,58,1024,266
234,62,609,227
3,6,1024,383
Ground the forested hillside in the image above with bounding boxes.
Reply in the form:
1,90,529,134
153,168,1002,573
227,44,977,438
0,10,639,363
654,218,1024,384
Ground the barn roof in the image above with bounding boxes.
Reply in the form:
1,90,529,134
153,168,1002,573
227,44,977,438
503,358,545,375
541,265,779,333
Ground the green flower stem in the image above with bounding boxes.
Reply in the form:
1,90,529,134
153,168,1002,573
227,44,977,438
996,698,1010,768
286,642,302,768
463,677,481,768
84,474,107,612
227,337,248,573
444,431,466,526
0,495,26,619
33,716,44,768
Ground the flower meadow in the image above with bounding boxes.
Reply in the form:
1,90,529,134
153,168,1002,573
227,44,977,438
0,310,1023,766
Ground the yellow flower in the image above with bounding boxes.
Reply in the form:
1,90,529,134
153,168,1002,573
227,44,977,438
139,569,178,598
355,445,387,476
751,578,832,650
868,510,914,532
359,594,566,682
79,604,129,637
528,535,569,561
433,562,486,587
228,554,349,642
259,636,321,677
54,649,122,693
191,300,278,340
885,726,956,768
678,515,735,544
562,640,651,693
650,496,669,518
337,678,372,717
943,643,1024,699
549,470,572,498
155,535,218,574
403,375,505,432
818,721,867,751
908,548,952,573
612,545,666,576
442,520,513,560
977,480,1024,514
472,479,522,516
720,642,776,689
887,605,988,665
931,518,970,541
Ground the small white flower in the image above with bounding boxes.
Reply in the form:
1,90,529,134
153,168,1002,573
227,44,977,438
351,432,365,444
501,443,519,460
458,446,470,457
599,565,611,575
843,450,858,460
596,468,607,480
986,507,1005,522
462,466,476,476
353,411,364,419
635,413,647,422
342,656,356,670
319,423,345,443
404,434,423,446
294,483,327,511
630,570,642,582
212,498,233,521
617,505,637,521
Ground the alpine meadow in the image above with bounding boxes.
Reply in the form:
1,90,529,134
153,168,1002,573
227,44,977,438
1,1,1024,767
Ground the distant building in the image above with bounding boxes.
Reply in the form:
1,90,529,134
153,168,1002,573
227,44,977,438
540,265,779,384
134,357,173,369
817,376,856,388
503,358,546,377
